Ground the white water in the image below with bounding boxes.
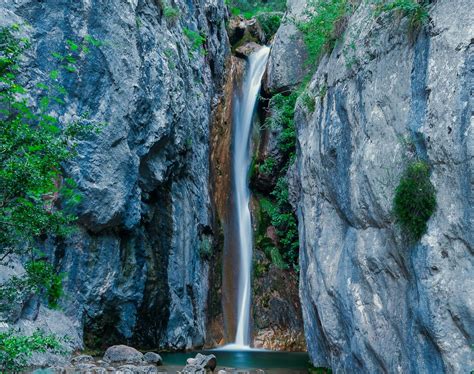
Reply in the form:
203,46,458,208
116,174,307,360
230,46,270,349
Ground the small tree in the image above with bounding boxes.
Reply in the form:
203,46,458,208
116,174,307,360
0,24,100,371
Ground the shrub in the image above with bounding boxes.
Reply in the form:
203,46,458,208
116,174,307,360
0,26,100,370
226,0,287,19
183,27,207,55
0,330,63,372
375,0,429,30
258,156,276,175
298,0,354,66
393,160,436,240
256,13,282,39
264,92,299,157
163,6,180,22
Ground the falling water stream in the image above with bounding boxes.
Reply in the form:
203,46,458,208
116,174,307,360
227,46,270,349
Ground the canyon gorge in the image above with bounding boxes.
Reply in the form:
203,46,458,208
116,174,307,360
0,0,472,372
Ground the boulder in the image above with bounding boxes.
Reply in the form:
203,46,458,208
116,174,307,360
182,353,217,373
71,355,94,365
264,0,310,93
235,42,263,58
103,345,144,364
143,352,162,365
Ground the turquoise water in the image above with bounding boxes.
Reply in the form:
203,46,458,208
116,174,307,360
160,350,310,372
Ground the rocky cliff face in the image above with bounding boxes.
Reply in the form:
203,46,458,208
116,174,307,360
0,0,229,350
278,0,473,372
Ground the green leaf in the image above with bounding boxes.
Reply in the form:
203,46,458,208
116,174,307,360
50,70,59,80
66,39,79,51
51,52,64,60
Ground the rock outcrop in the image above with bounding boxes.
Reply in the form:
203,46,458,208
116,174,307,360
285,0,473,372
0,0,229,351
264,0,309,93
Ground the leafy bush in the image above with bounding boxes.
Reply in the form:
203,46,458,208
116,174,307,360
393,160,436,240
298,0,354,66
0,25,100,370
256,13,282,39
265,92,299,158
270,178,299,268
374,0,429,30
163,6,180,22
258,156,276,175
0,330,62,372
183,27,207,55
226,0,287,19
0,26,99,260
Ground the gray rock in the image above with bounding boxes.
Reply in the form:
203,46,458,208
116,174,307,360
292,0,473,373
117,365,158,374
264,0,310,93
182,353,217,373
143,352,162,365
103,345,144,364
71,355,95,365
0,0,229,353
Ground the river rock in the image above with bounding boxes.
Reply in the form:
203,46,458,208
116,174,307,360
143,352,162,365
103,345,144,364
71,355,94,365
182,353,217,373
291,0,473,372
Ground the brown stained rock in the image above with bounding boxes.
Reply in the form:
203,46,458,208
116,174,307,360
235,42,264,58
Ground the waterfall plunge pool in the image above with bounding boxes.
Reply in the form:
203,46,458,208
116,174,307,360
160,350,310,373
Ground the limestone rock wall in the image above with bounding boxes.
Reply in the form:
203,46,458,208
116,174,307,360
285,0,473,372
0,0,229,350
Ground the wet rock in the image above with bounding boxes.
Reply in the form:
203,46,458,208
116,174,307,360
143,352,162,365
227,16,266,47
227,17,247,45
71,355,94,365
235,42,264,58
103,345,144,364
117,365,158,374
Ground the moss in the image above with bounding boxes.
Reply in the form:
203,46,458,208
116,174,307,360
393,160,436,241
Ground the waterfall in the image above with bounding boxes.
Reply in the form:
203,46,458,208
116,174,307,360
230,46,270,348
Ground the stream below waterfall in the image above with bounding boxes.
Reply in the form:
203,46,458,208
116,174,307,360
160,350,310,373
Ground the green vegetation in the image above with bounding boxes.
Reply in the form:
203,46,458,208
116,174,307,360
374,0,429,30
253,92,300,270
163,6,180,22
0,330,63,372
256,13,282,39
298,0,355,66
0,25,100,371
226,0,287,19
0,260,64,311
308,366,332,374
265,92,299,157
258,156,276,175
183,27,207,55
393,160,436,240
